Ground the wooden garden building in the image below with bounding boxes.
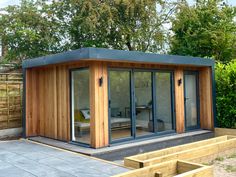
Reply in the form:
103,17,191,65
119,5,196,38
23,48,216,148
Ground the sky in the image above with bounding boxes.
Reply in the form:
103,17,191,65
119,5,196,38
0,0,20,8
0,0,236,8
188,0,236,6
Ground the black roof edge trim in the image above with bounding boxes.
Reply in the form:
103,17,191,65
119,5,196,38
22,47,215,68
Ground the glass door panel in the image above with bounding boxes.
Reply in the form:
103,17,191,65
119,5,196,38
155,72,174,132
109,70,132,141
184,72,199,130
134,71,153,136
71,69,90,144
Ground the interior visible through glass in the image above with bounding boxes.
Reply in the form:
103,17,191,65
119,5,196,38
71,69,90,144
108,69,176,141
184,73,198,129
109,70,132,140
156,72,174,132
134,71,153,136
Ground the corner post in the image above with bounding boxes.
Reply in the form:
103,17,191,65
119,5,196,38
90,61,109,148
174,68,185,133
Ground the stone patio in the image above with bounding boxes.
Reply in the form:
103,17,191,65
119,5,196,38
0,140,129,177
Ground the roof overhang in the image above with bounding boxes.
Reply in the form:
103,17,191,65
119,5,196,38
22,47,215,69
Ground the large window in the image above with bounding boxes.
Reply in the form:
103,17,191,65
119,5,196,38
71,69,90,144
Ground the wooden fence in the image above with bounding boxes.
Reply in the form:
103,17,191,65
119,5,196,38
0,73,23,130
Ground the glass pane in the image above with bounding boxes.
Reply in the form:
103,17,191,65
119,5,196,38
109,70,132,140
134,72,153,136
71,69,90,144
156,72,174,132
185,74,198,128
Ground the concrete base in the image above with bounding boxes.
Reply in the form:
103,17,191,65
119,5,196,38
29,130,214,161
0,127,22,139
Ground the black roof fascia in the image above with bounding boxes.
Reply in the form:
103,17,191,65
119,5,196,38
22,47,214,68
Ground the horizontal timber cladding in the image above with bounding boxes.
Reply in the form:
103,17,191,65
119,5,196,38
25,59,214,147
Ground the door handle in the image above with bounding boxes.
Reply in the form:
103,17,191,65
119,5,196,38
108,100,111,107
184,97,190,102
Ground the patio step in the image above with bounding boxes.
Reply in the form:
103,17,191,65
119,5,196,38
29,130,214,161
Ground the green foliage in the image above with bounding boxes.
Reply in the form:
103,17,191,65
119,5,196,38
170,0,236,62
215,60,236,128
52,0,171,52
0,0,176,63
0,0,63,63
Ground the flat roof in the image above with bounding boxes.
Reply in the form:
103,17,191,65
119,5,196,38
22,47,214,68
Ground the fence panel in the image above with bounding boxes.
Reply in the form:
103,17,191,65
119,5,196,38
0,73,22,130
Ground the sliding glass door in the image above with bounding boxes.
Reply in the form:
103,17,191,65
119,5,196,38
134,71,153,136
155,72,174,132
109,70,132,141
71,69,90,145
108,69,175,143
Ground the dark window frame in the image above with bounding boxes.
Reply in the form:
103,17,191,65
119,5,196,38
108,68,134,143
108,67,176,144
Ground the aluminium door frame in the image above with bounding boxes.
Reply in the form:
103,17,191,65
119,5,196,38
108,68,134,144
108,67,176,144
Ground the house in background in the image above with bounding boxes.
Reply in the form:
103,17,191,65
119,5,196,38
22,48,215,148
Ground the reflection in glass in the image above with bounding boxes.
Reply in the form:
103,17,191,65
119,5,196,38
71,69,90,144
134,72,153,136
184,73,198,128
109,70,132,140
156,72,174,132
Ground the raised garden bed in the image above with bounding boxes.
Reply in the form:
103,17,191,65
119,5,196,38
113,160,213,177
124,135,236,168
215,128,236,137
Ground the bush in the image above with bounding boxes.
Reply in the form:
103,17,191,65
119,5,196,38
215,60,236,128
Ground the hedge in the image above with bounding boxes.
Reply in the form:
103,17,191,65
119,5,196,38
215,60,236,128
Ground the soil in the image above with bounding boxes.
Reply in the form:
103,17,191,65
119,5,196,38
212,154,236,177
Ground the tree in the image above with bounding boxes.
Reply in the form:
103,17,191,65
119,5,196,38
0,0,176,63
170,0,236,62
0,0,62,63
45,0,176,52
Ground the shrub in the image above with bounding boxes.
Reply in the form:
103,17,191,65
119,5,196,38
215,60,236,128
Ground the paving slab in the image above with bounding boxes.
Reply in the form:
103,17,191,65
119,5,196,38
0,140,129,177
